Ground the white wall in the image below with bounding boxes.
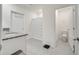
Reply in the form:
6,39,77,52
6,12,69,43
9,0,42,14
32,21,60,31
30,9,43,41
43,6,56,47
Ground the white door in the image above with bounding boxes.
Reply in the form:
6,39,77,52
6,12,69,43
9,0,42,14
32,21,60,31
0,5,2,54
76,5,79,55
56,6,75,53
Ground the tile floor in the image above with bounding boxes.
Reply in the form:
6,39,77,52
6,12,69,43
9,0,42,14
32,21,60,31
26,38,73,55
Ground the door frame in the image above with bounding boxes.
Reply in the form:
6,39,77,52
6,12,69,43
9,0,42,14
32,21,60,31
55,5,77,54
0,4,2,55
74,5,79,55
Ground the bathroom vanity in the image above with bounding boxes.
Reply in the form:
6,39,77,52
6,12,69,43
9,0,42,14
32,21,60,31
1,33,28,55
1,4,30,55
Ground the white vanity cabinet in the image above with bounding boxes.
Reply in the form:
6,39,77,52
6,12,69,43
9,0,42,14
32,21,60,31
1,35,27,55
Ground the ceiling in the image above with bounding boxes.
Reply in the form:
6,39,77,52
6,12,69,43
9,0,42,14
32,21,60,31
15,4,75,11
21,4,74,8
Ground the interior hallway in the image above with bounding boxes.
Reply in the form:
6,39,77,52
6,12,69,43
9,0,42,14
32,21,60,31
26,38,73,55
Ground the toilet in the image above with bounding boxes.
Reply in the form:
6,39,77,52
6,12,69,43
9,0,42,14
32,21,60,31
61,31,68,42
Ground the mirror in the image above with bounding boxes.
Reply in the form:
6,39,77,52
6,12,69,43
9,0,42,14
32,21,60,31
2,10,25,34
10,11,25,34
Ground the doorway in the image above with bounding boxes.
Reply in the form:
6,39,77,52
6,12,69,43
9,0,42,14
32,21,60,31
55,6,76,54
0,5,2,55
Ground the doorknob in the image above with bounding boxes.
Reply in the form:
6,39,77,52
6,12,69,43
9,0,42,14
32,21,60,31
77,38,79,41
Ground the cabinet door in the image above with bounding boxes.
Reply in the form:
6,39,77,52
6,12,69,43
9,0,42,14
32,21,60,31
1,36,26,55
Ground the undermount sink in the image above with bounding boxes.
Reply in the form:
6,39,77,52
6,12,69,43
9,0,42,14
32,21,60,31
2,32,20,39
5,32,19,34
